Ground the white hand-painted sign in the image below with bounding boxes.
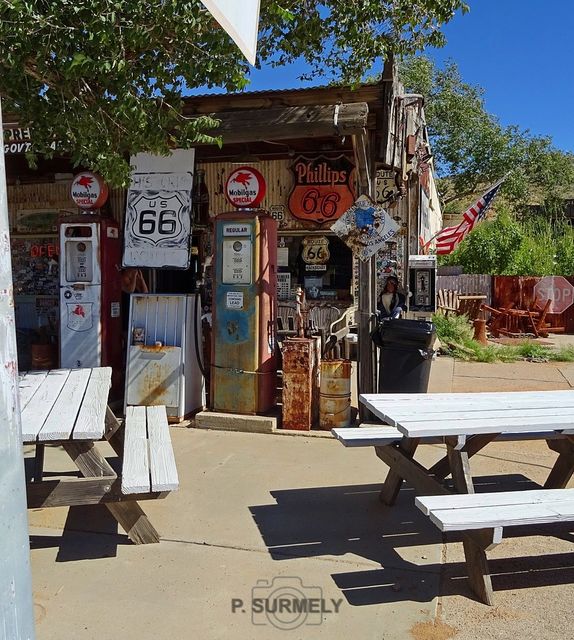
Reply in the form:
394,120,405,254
123,150,195,269
199,0,260,65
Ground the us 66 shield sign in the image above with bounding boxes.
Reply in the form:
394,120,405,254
123,171,192,269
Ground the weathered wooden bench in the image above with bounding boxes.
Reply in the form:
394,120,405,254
416,489,574,604
20,368,178,545
122,405,179,495
332,425,564,448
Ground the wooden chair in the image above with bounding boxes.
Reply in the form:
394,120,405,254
457,294,487,321
437,289,459,316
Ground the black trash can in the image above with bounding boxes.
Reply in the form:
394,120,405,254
372,318,436,393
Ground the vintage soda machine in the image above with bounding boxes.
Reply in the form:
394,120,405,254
407,254,437,320
59,216,123,376
211,211,278,414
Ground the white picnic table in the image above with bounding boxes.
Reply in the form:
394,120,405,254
19,367,176,544
333,390,574,604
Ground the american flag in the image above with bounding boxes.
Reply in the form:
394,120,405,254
435,181,503,255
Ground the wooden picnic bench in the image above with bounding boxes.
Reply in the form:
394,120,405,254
332,390,574,604
20,367,179,544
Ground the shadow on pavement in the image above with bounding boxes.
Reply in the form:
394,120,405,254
250,474,574,605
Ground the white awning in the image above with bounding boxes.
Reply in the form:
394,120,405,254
200,0,261,66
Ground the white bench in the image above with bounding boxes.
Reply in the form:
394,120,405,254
416,489,574,604
122,405,179,495
331,425,563,447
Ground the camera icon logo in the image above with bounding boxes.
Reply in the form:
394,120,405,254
251,577,323,630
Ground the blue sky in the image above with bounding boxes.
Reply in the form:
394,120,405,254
241,1,574,153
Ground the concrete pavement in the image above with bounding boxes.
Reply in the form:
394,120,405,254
26,356,574,639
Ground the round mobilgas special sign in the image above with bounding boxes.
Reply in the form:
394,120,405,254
225,166,266,208
71,172,109,209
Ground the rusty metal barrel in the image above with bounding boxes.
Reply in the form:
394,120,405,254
319,359,351,430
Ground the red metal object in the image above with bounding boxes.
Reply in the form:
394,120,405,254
493,276,574,333
281,337,320,430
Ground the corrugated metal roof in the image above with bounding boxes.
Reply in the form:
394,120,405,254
184,82,376,99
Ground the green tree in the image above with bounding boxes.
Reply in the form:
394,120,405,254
0,0,467,184
400,55,574,214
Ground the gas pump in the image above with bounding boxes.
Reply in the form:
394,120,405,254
59,216,123,380
407,254,437,320
211,211,277,414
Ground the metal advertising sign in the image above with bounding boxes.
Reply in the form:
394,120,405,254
288,155,355,224
225,166,266,208
70,172,109,210
123,150,194,268
375,169,400,203
331,194,399,262
301,236,330,264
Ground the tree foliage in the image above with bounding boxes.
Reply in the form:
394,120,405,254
399,55,574,214
0,0,467,184
441,205,574,276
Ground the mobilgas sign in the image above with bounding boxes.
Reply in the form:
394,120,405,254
225,166,266,208
70,172,109,209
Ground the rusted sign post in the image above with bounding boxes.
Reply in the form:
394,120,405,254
0,99,36,639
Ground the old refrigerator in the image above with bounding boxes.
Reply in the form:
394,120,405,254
124,293,205,421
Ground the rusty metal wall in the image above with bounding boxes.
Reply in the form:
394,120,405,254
493,276,574,333
437,274,493,305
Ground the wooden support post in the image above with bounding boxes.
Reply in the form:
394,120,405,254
33,443,45,482
446,440,495,605
353,129,378,419
544,438,574,489
0,97,36,639
63,441,160,544
375,439,450,504
429,433,497,480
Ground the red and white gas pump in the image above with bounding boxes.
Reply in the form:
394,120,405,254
59,216,123,379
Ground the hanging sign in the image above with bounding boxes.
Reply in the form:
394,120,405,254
225,166,266,208
301,236,330,265
288,155,355,224
70,172,109,209
123,150,195,269
375,169,400,203
331,194,399,262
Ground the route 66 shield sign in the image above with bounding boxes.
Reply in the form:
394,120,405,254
123,170,193,269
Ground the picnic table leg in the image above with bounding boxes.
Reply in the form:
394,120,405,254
429,434,498,481
377,439,420,505
544,438,574,489
33,443,45,482
63,441,160,545
446,439,495,606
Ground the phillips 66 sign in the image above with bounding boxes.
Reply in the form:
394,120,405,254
123,173,192,268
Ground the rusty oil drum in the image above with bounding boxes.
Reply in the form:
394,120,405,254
319,359,352,430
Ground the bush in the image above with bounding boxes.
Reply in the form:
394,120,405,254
432,315,574,363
